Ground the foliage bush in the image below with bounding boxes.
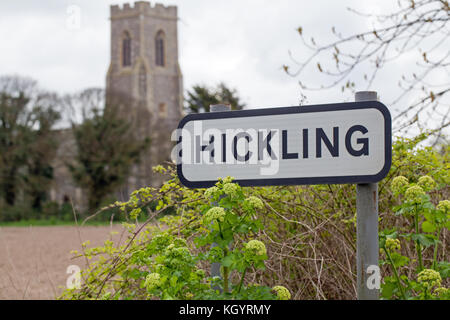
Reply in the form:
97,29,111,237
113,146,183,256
60,133,448,300
380,176,449,299
61,177,287,300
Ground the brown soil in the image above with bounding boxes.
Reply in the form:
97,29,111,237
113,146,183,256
0,225,126,300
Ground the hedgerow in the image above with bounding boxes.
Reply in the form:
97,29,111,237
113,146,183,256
60,133,449,300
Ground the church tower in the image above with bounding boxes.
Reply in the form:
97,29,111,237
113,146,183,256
106,1,183,195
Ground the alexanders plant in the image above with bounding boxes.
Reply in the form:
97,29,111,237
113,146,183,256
380,175,449,300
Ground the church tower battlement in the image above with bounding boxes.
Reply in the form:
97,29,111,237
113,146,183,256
110,2,177,19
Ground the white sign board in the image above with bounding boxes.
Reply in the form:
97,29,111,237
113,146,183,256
175,102,391,188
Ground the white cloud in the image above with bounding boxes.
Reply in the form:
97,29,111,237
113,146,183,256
0,0,447,138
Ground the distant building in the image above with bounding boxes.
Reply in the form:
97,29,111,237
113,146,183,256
50,1,183,210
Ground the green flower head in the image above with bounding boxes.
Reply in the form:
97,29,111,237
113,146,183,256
185,292,194,299
417,269,441,289
152,165,167,174
434,287,449,297
164,246,191,268
145,273,161,290
245,240,267,257
405,185,425,203
272,286,291,300
165,245,190,257
418,175,436,191
222,176,234,184
385,238,401,252
222,183,240,199
245,196,264,210
203,207,226,225
391,176,409,194
436,200,450,212
204,186,220,199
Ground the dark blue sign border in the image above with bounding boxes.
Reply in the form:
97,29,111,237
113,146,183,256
177,101,392,188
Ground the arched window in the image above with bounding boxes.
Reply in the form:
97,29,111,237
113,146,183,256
155,31,165,66
122,31,132,67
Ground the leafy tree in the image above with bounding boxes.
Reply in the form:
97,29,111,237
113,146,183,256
24,93,61,210
0,75,60,208
185,82,245,113
284,0,449,144
66,88,150,212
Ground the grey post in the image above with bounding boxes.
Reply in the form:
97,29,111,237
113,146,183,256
355,91,379,300
209,104,231,286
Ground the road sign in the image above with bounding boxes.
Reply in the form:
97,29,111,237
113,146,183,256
176,101,391,188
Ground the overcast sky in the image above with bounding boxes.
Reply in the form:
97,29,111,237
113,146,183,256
0,0,446,131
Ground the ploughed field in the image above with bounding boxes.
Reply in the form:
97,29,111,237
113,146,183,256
0,225,124,299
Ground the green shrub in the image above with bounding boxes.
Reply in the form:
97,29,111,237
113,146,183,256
60,134,449,300
41,201,60,219
60,176,287,300
0,204,33,221
379,175,449,299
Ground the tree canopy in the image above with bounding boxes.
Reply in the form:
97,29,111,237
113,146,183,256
0,75,60,209
185,82,246,113
65,88,150,212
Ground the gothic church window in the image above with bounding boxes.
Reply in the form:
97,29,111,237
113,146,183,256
122,31,132,67
155,31,165,66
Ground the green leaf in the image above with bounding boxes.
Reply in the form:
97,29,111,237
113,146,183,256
162,292,174,300
421,221,436,233
381,281,396,299
236,223,249,233
434,210,448,225
436,261,450,279
390,252,410,268
411,233,436,247
170,275,178,287
422,202,434,210
395,206,413,216
221,255,234,268
381,277,398,299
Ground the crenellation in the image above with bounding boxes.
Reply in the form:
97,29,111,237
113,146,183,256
110,1,177,19
136,1,151,11
153,3,177,16
110,5,120,15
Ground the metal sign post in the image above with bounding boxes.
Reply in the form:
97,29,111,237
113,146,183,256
209,104,231,285
355,91,380,300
